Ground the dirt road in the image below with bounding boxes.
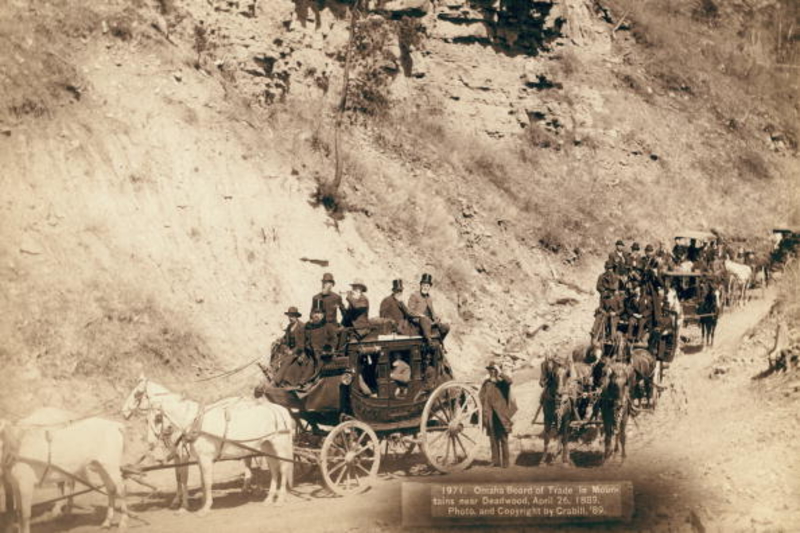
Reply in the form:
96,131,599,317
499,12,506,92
19,289,800,533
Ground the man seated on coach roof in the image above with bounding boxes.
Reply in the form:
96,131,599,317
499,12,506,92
596,260,621,302
591,289,623,343
310,272,346,327
344,278,371,340
624,285,653,343
274,302,334,387
408,273,450,345
608,239,628,277
379,279,416,335
305,299,339,362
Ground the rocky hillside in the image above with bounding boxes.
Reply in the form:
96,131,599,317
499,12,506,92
0,0,798,414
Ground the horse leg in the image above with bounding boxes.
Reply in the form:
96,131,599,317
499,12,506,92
92,462,123,529
261,445,278,505
196,453,214,516
542,426,550,465
11,465,35,533
172,459,189,513
242,457,254,495
274,437,293,504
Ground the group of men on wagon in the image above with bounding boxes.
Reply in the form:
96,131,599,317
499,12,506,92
268,272,450,388
591,239,681,351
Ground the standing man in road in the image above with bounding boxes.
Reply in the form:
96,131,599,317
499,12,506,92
480,359,517,468
408,273,450,344
311,272,346,326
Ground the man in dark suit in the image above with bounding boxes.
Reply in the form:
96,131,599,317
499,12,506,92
310,272,346,326
480,359,517,468
343,278,370,339
596,260,621,302
608,239,629,277
379,279,415,335
281,306,305,355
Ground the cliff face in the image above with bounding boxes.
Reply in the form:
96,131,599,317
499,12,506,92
0,0,797,414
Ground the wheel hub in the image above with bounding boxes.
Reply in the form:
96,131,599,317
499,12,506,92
448,421,463,435
345,451,356,464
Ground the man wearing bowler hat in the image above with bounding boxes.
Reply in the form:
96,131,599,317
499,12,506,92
281,306,305,355
379,279,415,335
408,273,450,344
311,272,346,326
275,304,326,387
608,239,629,278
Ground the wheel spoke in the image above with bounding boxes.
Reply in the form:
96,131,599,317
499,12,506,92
330,442,347,455
459,431,477,445
459,406,479,423
436,397,452,423
430,411,448,426
443,435,452,464
352,442,375,457
334,463,348,486
453,435,469,460
428,429,448,446
327,460,347,477
354,462,372,476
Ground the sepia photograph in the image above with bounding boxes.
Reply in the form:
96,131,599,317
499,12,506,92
0,0,798,531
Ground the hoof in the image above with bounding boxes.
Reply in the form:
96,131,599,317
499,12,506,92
101,521,112,529
175,507,188,516
196,508,210,518
118,515,129,530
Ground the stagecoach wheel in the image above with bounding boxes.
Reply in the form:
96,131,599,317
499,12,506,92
320,420,381,496
420,382,482,474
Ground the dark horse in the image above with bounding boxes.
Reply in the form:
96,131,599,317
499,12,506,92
698,284,720,348
629,347,658,407
599,361,633,462
539,356,576,465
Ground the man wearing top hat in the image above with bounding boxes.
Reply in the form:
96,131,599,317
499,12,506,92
379,279,415,335
479,358,517,468
311,272,346,326
408,273,450,344
344,278,371,340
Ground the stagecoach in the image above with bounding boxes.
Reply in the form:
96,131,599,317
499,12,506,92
256,333,482,496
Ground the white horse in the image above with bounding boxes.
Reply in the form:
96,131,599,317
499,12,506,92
725,260,751,307
143,403,264,512
122,377,293,514
1,408,128,533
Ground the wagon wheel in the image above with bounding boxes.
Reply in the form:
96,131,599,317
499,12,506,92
320,420,381,496
420,381,482,474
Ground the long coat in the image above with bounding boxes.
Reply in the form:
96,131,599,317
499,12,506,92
344,293,370,335
596,270,620,296
379,295,415,335
305,320,339,357
311,292,346,326
283,320,305,354
479,374,517,435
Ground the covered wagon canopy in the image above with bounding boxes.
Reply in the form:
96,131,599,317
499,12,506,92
674,230,717,244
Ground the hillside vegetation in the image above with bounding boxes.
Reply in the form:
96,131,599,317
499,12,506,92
0,0,797,415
